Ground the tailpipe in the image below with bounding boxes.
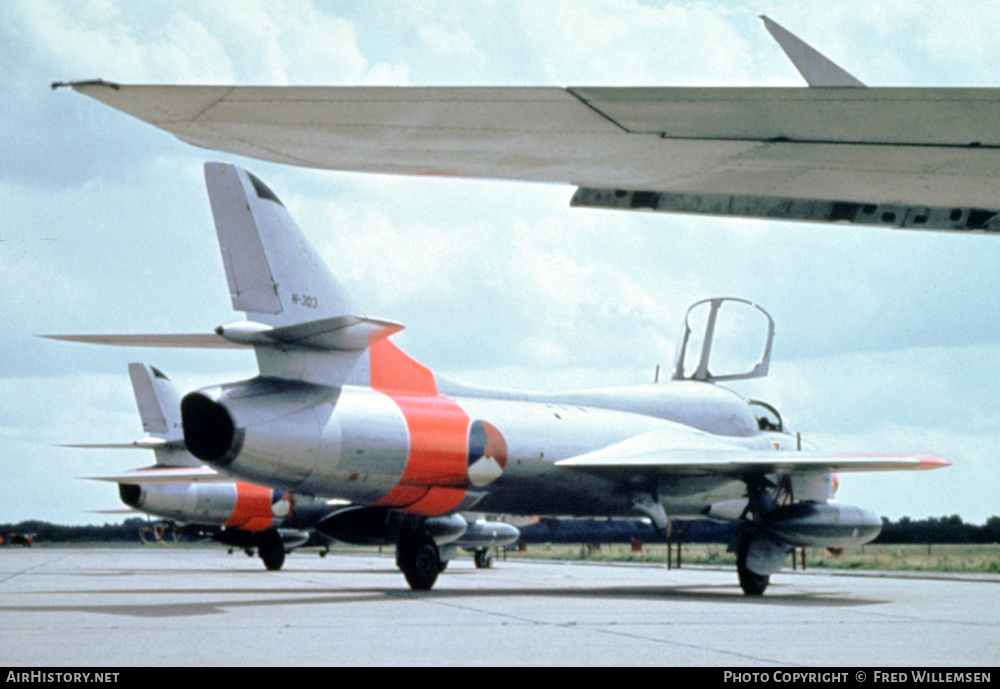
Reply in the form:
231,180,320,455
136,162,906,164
180,392,243,467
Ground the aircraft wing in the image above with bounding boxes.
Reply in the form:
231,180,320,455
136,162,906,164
58,80,1000,232
557,428,949,478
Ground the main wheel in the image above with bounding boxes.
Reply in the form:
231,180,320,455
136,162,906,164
397,533,440,590
259,536,286,571
736,535,770,596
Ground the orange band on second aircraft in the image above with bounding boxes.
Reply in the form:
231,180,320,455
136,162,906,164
224,483,275,532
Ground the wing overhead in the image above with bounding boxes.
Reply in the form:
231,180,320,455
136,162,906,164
556,428,950,478
59,80,1000,233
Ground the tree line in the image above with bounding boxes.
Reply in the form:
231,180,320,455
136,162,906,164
874,515,1000,544
1,514,998,546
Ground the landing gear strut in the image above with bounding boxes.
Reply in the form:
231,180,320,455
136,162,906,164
733,476,777,596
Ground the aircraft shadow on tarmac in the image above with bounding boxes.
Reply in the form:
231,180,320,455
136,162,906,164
0,577,888,619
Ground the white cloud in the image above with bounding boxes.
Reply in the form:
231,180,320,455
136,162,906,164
417,24,484,64
516,1,753,85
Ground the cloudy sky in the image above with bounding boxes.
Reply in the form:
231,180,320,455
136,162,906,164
2,0,999,526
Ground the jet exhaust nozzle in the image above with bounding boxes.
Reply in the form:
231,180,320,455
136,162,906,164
118,483,143,508
181,392,243,466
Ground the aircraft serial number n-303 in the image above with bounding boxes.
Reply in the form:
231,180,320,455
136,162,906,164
48,18,972,594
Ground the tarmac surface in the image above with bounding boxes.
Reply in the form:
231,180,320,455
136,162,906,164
0,547,997,667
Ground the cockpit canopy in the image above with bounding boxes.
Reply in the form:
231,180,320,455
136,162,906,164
672,297,775,383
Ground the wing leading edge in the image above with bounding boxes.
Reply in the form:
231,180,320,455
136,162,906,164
58,80,1000,233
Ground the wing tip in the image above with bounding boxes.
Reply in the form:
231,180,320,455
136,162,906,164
916,454,952,470
834,452,951,470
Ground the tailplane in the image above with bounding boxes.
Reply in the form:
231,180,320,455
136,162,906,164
72,363,225,485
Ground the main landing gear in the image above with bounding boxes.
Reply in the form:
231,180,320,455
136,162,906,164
736,533,770,596
396,530,441,590
258,530,287,571
732,476,787,596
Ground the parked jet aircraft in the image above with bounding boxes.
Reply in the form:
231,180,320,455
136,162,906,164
49,163,948,594
76,362,517,570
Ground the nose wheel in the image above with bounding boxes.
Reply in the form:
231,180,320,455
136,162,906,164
474,548,492,569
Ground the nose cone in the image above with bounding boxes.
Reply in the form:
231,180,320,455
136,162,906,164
181,392,243,466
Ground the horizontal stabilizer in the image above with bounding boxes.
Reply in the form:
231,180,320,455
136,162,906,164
266,315,403,350
44,315,402,353
61,438,185,450
42,333,245,348
84,466,231,484
217,315,403,350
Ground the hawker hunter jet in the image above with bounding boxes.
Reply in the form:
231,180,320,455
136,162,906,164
50,163,948,594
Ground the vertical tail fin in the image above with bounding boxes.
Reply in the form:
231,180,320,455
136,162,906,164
204,162,360,328
127,362,201,468
205,162,409,386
